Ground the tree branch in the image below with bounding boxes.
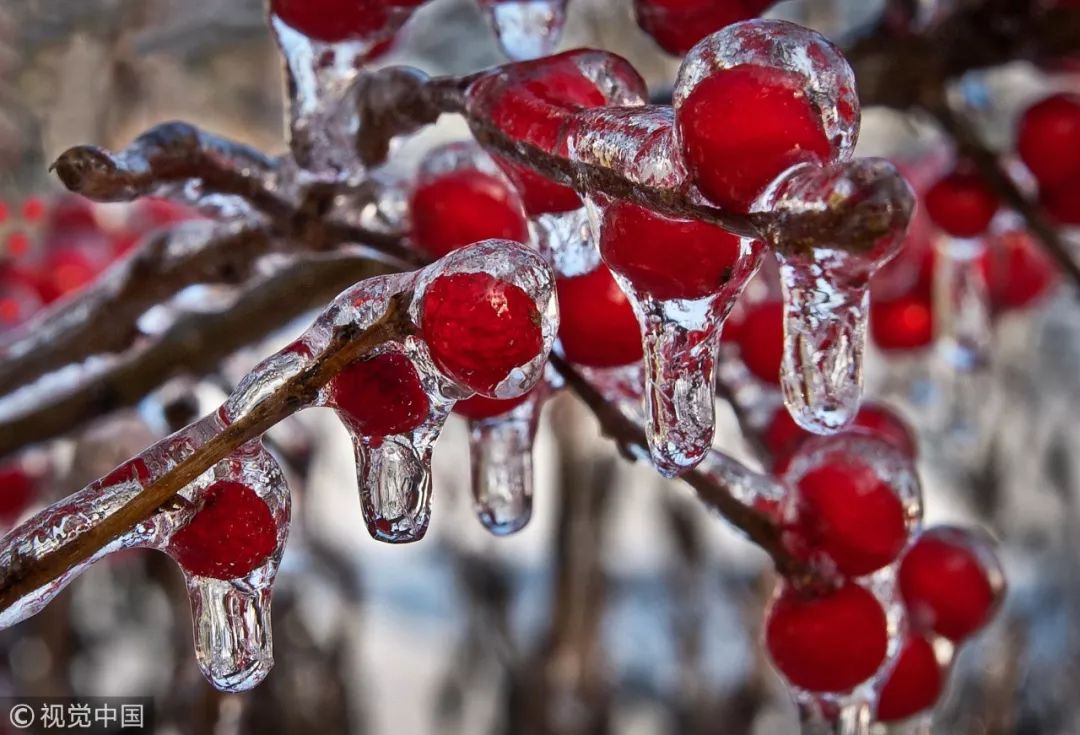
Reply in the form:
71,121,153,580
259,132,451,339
0,255,396,458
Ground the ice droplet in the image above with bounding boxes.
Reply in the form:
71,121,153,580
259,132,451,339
466,385,549,535
765,160,915,434
478,0,568,61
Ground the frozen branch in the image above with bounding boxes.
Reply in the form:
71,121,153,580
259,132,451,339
0,254,397,457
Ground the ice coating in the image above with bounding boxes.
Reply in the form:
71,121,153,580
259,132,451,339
478,0,569,61
765,160,915,434
0,427,290,692
673,19,860,191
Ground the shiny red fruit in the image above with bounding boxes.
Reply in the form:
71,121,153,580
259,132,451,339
924,170,999,238
599,201,745,302
0,464,36,524
331,351,430,437
271,0,390,42
556,265,643,368
877,635,944,723
410,169,529,258
168,481,277,580
765,581,889,693
485,54,614,215
789,456,909,576
677,64,831,213
898,528,1002,642
1017,93,1080,189
421,272,544,394
871,291,934,352
1042,177,1080,226
984,229,1058,310
454,391,531,421
634,0,774,56
735,300,783,385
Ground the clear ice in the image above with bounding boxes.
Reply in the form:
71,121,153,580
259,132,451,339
478,0,569,61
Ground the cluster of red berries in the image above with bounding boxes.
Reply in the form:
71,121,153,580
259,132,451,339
765,440,1003,720
634,0,775,55
0,195,198,333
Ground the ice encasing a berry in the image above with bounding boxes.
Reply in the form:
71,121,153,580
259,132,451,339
477,0,569,61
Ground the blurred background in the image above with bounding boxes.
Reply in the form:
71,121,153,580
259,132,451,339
0,1,1078,733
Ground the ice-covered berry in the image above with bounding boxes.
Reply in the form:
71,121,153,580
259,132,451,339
331,351,431,437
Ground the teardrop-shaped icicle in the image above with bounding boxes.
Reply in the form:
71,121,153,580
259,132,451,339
479,0,568,60
634,293,723,477
353,432,437,543
466,391,544,535
933,234,992,373
187,576,275,692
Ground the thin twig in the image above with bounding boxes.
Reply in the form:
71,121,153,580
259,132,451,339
0,291,415,613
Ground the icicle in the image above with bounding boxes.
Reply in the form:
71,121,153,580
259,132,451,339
478,0,569,61
766,160,915,434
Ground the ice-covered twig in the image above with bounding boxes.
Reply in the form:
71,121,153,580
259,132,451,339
0,222,270,396
0,290,414,614
0,255,397,458
931,102,1080,292
550,355,806,580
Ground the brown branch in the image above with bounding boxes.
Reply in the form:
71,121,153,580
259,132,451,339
0,291,415,613
0,255,397,458
549,355,804,580
931,102,1080,291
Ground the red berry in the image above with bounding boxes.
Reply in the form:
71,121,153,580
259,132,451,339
168,481,277,580
556,266,642,367
876,635,944,723
331,351,430,437
634,0,774,56
898,528,1002,642
984,229,1058,311
788,455,909,576
421,272,544,394
765,581,889,693
735,300,784,385
454,391,531,421
924,170,999,238
482,53,637,215
35,248,101,303
1042,177,1080,225
47,197,98,232
677,64,832,213
0,268,44,331
871,292,934,352
1017,93,1080,189
409,169,529,258
21,197,46,223
271,0,389,42
0,464,36,524
599,201,745,301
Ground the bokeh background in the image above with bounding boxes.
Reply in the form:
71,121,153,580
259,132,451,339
1,1,1079,733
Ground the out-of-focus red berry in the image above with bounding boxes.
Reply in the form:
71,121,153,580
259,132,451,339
168,481,277,580
983,229,1059,311
421,272,544,394
924,170,999,238
788,456,909,576
482,52,644,215
454,392,531,421
677,64,831,213
734,300,784,384
556,265,643,368
47,197,98,232
409,169,529,258
5,232,31,258
1041,177,1080,225
21,197,46,223
765,581,889,693
0,267,43,331
0,464,36,524
271,0,390,42
876,635,945,723
36,248,102,303
331,352,431,437
634,0,775,56
599,201,745,302
1016,93,1080,189
871,291,934,352
898,528,1003,642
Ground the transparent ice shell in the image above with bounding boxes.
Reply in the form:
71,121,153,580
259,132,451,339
477,0,569,61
